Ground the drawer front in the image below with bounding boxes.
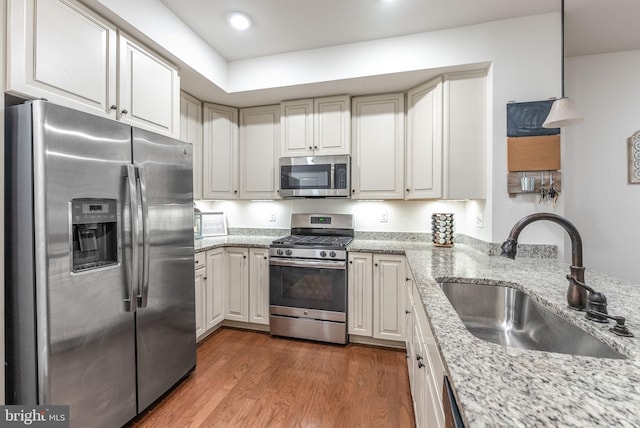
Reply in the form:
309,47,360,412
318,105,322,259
194,252,206,270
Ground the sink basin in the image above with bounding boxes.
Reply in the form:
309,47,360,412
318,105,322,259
439,282,626,359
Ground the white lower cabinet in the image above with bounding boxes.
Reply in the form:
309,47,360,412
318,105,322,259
194,248,225,342
409,280,445,428
225,247,250,322
347,252,373,336
205,248,225,330
195,246,269,340
248,248,270,325
194,252,206,340
348,252,406,344
373,254,407,341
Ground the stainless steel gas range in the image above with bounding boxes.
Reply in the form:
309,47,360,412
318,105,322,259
269,213,354,344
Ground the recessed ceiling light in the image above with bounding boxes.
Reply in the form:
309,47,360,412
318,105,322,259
227,12,252,31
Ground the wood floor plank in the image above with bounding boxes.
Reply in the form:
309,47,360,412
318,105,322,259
127,328,415,428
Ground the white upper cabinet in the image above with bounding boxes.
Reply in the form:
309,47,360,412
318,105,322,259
202,103,239,200
280,99,313,156
442,70,487,200
117,33,180,137
7,0,117,117
405,77,444,200
7,0,180,138
180,92,203,200
239,105,281,200
351,93,405,200
281,95,350,156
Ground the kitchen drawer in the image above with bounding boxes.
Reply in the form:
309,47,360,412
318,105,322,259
194,252,206,270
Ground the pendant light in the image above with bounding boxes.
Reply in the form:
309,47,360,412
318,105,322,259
542,0,583,128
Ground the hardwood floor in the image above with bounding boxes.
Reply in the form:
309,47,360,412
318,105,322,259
128,328,415,427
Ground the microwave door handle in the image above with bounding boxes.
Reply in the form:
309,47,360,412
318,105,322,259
330,163,335,191
125,165,138,313
137,165,150,308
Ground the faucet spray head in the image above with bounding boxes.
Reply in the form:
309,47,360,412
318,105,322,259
500,239,518,259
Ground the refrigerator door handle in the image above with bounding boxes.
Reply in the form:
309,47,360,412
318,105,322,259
126,165,139,313
137,165,151,308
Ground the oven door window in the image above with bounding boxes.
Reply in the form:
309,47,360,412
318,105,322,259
270,264,346,312
281,164,331,189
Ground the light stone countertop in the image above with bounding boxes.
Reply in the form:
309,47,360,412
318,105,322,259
195,235,640,426
402,243,640,428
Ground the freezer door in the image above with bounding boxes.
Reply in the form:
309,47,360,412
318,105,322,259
132,128,196,411
5,101,138,427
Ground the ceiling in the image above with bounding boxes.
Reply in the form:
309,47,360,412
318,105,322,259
159,0,640,61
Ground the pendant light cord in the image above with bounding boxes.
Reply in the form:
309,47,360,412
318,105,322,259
561,0,565,98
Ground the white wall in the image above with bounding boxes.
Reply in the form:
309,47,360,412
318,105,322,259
195,200,467,236
564,50,640,282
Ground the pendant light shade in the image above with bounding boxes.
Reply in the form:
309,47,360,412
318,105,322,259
542,97,583,128
542,0,583,128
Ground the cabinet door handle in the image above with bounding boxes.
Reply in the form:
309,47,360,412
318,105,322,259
110,105,117,110
121,109,128,115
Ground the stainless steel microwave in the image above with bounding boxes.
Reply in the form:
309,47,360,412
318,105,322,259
279,155,350,198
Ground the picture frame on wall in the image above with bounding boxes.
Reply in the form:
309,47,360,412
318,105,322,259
629,131,640,184
201,212,227,236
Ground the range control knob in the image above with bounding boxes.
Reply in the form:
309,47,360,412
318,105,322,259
329,251,336,258
276,249,283,256
285,249,293,256
320,250,327,257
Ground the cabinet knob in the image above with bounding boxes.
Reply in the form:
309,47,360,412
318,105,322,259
203,276,207,280
406,189,410,192
405,309,411,314
243,255,247,259
314,146,318,149
405,277,410,281
352,189,355,193
264,256,267,260
195,260,199,264
349,260,353,264
121,109,128,115
234,190,238,194
374,263,378,267
308,146,313,150
110,105,117,110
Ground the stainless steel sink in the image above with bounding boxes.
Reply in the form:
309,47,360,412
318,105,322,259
439,282,626,359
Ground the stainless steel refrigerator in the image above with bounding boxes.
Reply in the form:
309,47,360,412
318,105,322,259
5,101,196,427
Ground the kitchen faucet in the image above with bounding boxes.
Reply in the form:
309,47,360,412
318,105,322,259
500,213,589,310
500,213,633,336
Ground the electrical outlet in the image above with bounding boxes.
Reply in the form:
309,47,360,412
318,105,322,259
380,212,388,223
269,213,276,222
476,214,484,228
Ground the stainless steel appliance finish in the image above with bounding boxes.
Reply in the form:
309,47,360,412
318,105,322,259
269,213,353,344
5,101,196,428
279,155,351,198
439,282,626,359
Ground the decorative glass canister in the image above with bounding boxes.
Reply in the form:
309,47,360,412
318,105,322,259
431,213,454,247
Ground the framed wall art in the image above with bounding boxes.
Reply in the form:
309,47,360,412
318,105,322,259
630,131,640,184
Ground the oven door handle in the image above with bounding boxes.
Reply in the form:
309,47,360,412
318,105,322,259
269,258,347,270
